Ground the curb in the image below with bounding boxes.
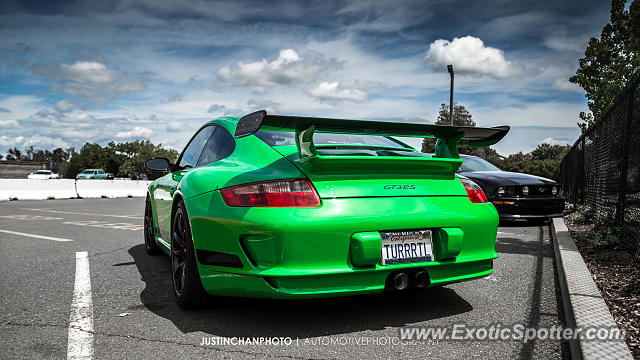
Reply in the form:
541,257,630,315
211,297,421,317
550,218,633,360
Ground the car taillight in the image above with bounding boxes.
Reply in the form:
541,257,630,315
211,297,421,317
460,178,488,203
220,179,321,207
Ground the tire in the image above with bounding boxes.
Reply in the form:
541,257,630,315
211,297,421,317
144,196,161,255
171,201,208,308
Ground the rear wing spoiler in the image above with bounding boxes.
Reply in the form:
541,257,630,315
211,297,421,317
234,110,509,159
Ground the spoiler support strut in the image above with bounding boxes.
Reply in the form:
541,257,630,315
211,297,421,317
296,125,318,159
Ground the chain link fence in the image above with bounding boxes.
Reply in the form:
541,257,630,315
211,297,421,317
559,72,640,255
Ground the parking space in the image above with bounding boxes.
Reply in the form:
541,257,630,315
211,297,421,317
0,198,565,359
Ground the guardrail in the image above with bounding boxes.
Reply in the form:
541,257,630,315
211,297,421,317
0,179,149,201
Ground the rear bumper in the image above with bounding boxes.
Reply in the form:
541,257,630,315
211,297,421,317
185,194,500,298
491,197,564,219
199,259,494,299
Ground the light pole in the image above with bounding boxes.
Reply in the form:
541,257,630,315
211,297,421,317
447,64,454,126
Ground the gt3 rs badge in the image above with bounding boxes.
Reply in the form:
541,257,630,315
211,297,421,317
384,185,416,189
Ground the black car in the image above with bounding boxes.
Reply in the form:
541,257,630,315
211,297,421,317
457,155,564,220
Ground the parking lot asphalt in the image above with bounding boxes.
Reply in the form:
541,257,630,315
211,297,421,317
0,198,566,359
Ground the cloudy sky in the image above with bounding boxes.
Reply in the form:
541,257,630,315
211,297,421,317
0,0,612,155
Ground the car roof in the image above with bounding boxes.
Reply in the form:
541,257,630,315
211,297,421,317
205,116,241,134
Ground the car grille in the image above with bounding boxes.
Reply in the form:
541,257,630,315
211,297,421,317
518,185,556,197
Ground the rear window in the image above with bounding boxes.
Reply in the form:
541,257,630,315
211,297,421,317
458,157,501,172
35,170,51,174
255,130,408,148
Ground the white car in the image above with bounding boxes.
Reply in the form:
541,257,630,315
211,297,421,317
27,170,60,179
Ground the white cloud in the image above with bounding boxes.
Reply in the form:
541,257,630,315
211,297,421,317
0,135,23,147
540,137,565,145
207,104,225,113
23,109,59,126
54,99,75,113
0,119,19,127
34,59,149,104
473,101,588,128
166,121,183,132
544,36,588,53
0,95,46,121
477,12,548,41
114,126,153,139
337,1,433,33
21,135,70,149
161,95,184,103
61,61,119,84
244,99,280,114
216,49,342,92
552,78,583,93
424,36,522,79
307,81,368,103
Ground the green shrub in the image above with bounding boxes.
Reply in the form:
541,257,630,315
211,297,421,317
565,205,594,224
591,227,621,247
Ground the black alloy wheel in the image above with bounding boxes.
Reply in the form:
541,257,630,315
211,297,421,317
144,196,160,255
171,206,188,297
171,201,208,308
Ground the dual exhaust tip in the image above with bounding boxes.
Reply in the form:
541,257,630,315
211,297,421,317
391,270,429,290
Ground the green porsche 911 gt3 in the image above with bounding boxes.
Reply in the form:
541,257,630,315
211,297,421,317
143,110,509,308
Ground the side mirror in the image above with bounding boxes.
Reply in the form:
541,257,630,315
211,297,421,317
144,158,171,172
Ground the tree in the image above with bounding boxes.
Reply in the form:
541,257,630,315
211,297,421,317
63,140,178,179
497,144,571,181
117,140,178,179
422,103,496,159
103,142,127,175
530,143,570,161
7,147,23,160
24,145,34,160
570,0,640,132
50,148,71,173
435,102,476,127
65,143,105,178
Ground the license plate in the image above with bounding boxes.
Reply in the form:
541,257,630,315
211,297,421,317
380,230,434,265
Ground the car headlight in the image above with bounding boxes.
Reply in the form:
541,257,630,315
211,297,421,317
552,186,558,195
522,186,529,196
497,186,506,196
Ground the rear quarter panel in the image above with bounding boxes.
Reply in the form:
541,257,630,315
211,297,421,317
177,135,307,199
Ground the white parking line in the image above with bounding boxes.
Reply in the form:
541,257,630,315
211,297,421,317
0,215,63,221
62,220,143,231
0,229,73,242
67,251,93,360
22,208,143,219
